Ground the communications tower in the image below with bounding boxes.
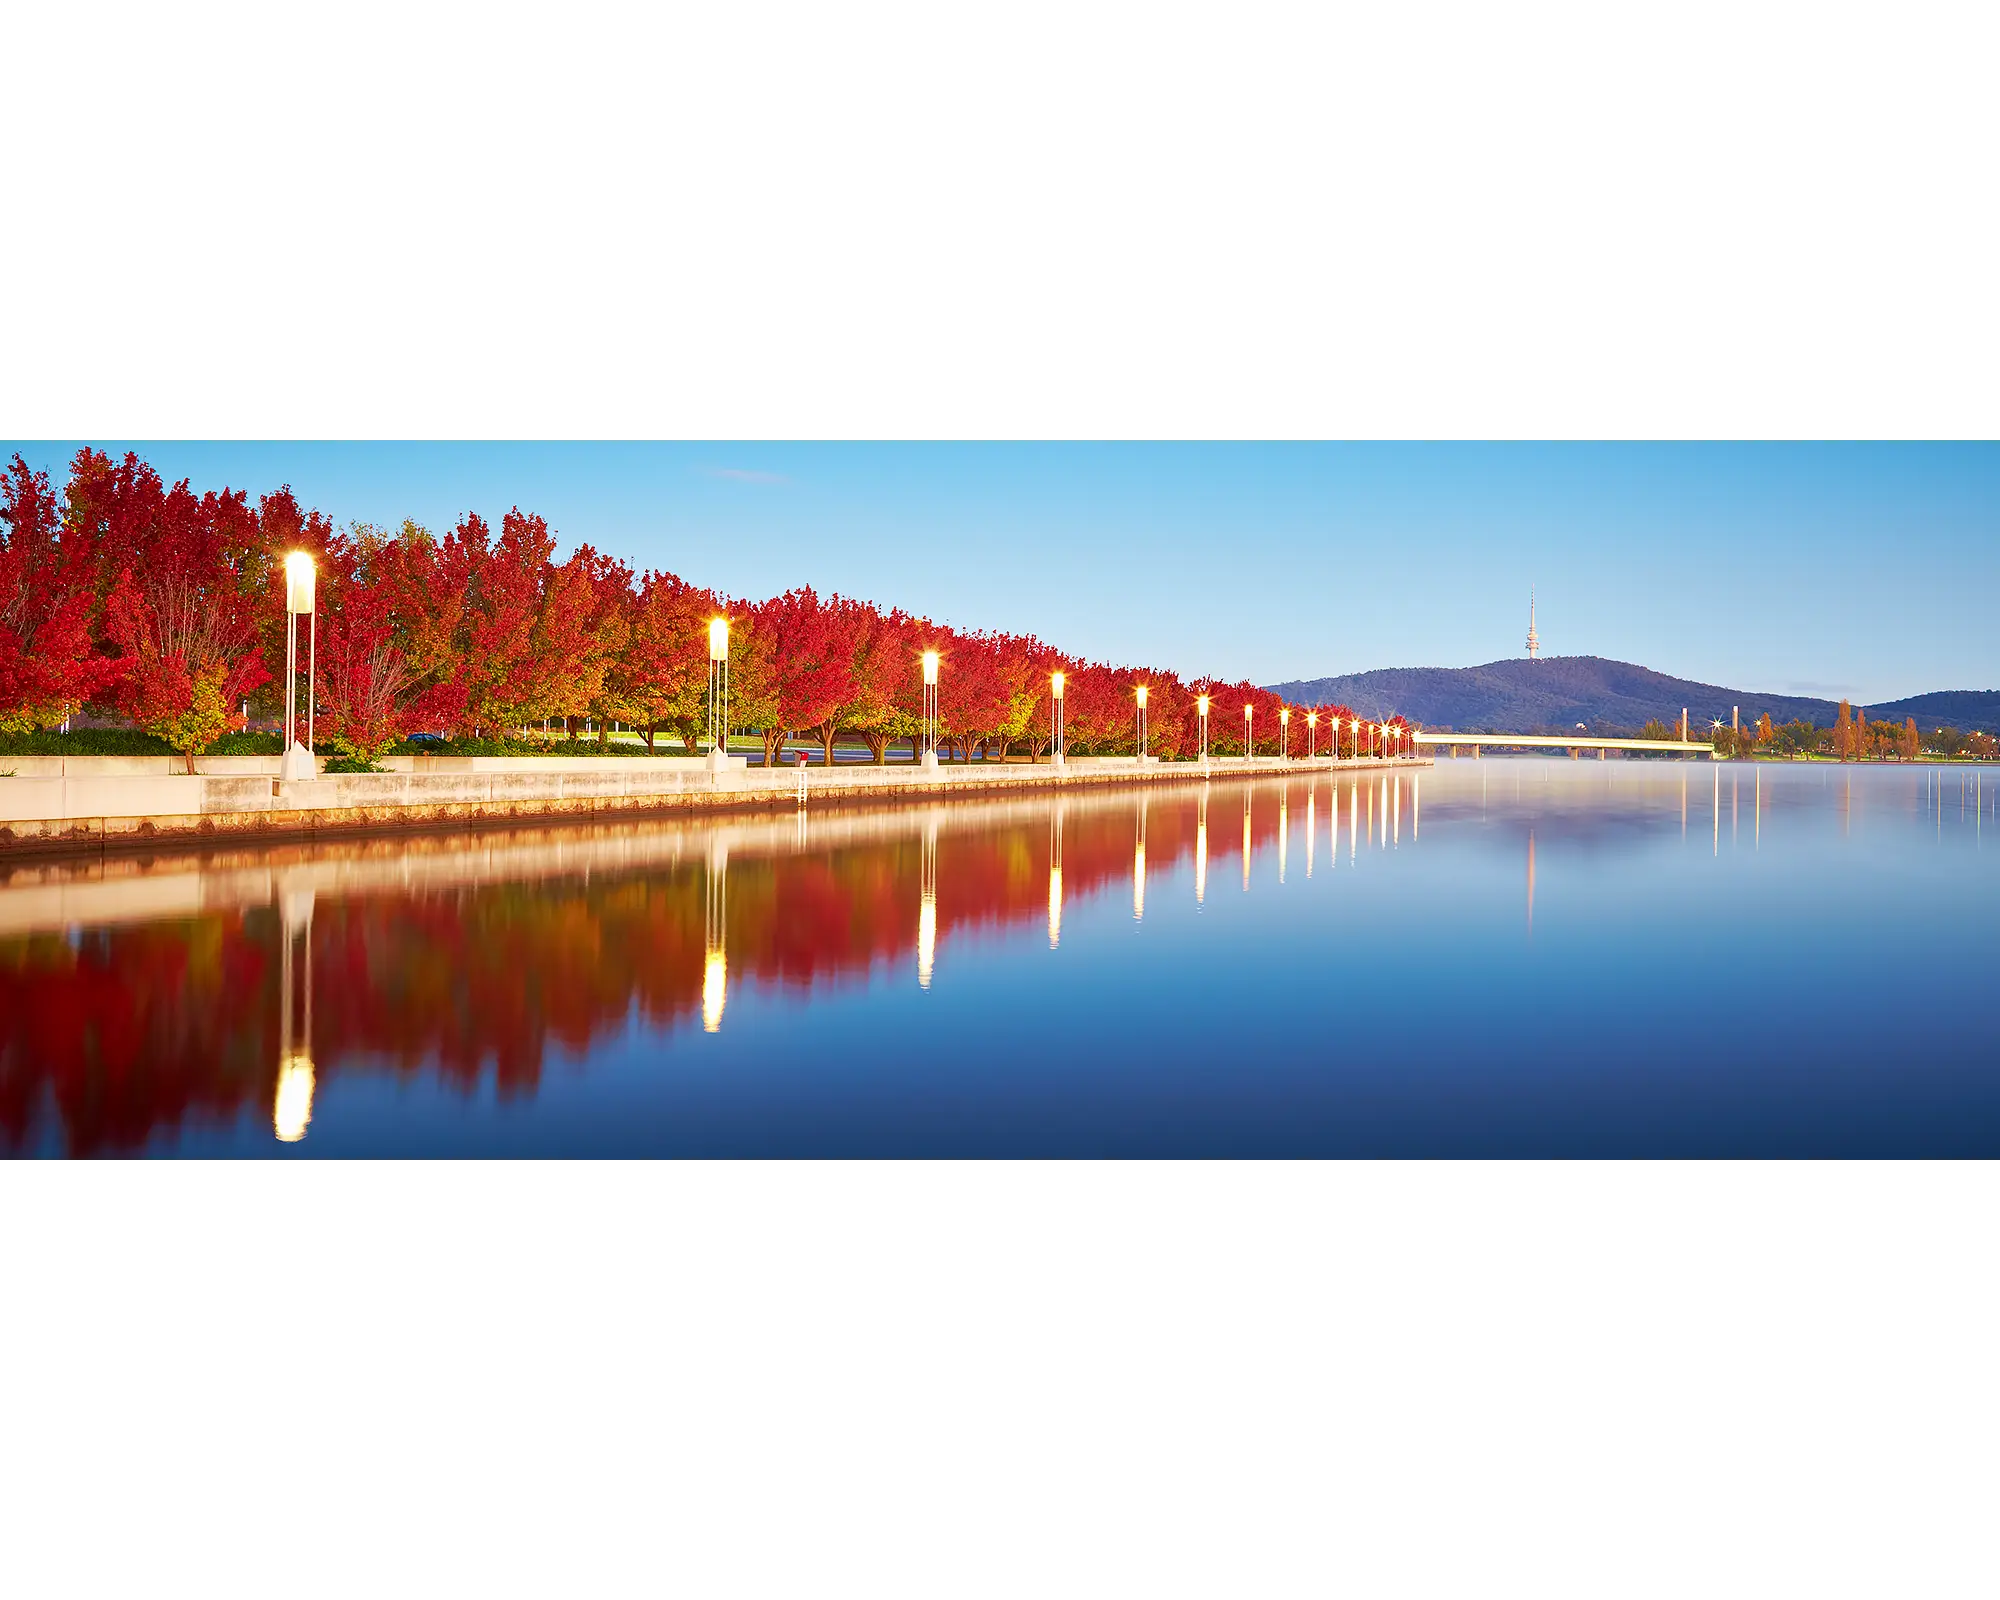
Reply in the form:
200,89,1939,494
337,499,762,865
1525,588,1541,659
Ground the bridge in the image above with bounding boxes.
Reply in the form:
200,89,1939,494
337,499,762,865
1413,732,1718,758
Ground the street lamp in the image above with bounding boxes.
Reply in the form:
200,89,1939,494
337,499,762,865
707,616,730,771
1244,702,1254,762
1136,683,1149,761
922,649,940,771
1307,710,1318,761
1349,718,1359,764
281,551,316,782
1197,693,1210,769
1050,670,1066,767
1280,706,1291,761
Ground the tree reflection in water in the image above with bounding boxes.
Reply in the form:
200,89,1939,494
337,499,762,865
1,784,1311,1154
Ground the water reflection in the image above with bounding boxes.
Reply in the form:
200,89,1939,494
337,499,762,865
1194,789,1207,907
1048,804,1063,949
1133,796,1147,923
704,838,728,1030
918,814,938,989
273,885,316,1141
3,762,1997,1156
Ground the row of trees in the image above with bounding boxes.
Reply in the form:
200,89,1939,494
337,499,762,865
2,450,1405,769
1698,702,1973,761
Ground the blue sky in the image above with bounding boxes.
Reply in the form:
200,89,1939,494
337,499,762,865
5,442,1994,701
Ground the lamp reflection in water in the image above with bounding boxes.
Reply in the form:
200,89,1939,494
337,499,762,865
1242,789,1252,891
1133,795,1147,921
1278,789,1288,883
273,1050,314,1143
1305,781,1315,877
1048,802,1064,948
1195,787,1208,906
1393,773,1401,846
919,811,939,987
703,838,728,1031
273,884,316,1142
1526,829,1537,938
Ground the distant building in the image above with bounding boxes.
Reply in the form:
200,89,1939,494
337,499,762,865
1525,589,1541,659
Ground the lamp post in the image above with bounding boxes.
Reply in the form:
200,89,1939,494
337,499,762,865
1280,706,1291,761
1349,718,1358,765
1307,710,1318,760
281,552,316,782
922,649,940,771
707,616,730,771
1135,684,1149,763
1050,670,1066,768
1244,703,1254,762
1198,694,1210,770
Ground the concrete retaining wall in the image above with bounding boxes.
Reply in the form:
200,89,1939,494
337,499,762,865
0,755,1426,857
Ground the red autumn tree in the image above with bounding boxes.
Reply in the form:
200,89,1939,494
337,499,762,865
995,632,1061,760
795,594,878,766
750,586,857,766
92,459,272,771
843,606,919,763
604,569,716,750
0,454,120,733
522,543,629,736
453,509,551,736
310,525,423,762
387,518,480,736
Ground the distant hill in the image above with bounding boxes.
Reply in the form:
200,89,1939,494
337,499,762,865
1265,656,1999,735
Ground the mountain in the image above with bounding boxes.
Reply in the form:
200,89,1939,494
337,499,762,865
1264,656,2000,735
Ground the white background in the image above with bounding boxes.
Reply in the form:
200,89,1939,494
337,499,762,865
4,3,1997,1595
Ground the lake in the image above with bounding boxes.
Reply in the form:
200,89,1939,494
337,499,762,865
3,759,1996,1157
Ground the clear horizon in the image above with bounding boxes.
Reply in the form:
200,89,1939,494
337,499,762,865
5,441,1993,703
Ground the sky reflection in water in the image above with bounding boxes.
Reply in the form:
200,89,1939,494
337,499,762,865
3,760,1997,1156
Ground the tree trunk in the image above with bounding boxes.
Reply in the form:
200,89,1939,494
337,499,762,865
643,724,656,751
821,724,838,768
863,731,889,764
762,728,785,767
597,721,609,747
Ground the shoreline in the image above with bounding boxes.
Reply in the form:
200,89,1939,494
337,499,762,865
0,755,1427,862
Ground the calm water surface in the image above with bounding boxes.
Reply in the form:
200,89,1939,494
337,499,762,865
4,760,1997,1156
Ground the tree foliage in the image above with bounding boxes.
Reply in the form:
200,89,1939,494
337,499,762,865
0,449,1361,766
